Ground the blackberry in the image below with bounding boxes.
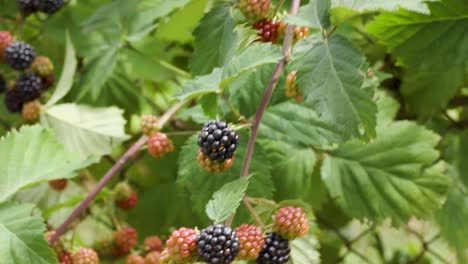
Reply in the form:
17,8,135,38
165,227,198,262
198,150,235,173
125,254,144,264
22,100,41,123
5,89,24,113
31,56,54,77
72,247,99,264
253,18,279,43
234,224,265,260
17,0,40,14
140,114,159,135
274,206,309,239
42,73,55,90
16,72,43,101
198,120,239,163
144,236,163,252
114,226,138,255
0,31,14,61
114,182,138,210
197,224,240,264
148,132,174,158
256,233,290,264
39,0,65,14
57,250,73,264
238,0,270,20
4,41,36,70
144,251,161,264
0,74,6,94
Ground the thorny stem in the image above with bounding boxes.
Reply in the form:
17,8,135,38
226,0,301,226
49,101,187,244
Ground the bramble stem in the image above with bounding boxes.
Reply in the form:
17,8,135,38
49,101,186,244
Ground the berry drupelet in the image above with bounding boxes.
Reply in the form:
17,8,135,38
4,41,36,70
198,120,239,163
197,224,240,264
256,233,290,264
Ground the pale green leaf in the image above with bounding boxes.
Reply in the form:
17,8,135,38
0,126,91,202
293,35,376,138
40,104,129,159
206,177,250,223
322,121,450,224
176,68,222,101
0,202,58,264
191,5,238,75
284,0,331,28
46,32,77,107
376,91,400,128
290,233,321,264
331,0,431,13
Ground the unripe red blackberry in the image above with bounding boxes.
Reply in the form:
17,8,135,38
197,224,240,264
41,73,55,90
274,206,309,239
4,41,36,70
115,182,138,210
5,89,24,113
126,254,145,264
0,74,6,94
141,114,160,135
31,56,54,77
238,0,270,20
48,178,69,191
197,150,235,174
234,224,265,260
72,247,100,264
0,31,14,61
16,72,43,101
17,0,40,14
144,251,161,264
278,21,310,43
39,0,65,14
57,250,73,264
144,236,164,252
198,120,239,163
253,18,279,43
285,71,303,102
114,225,138,256
159,249,171,264
45,230,64,253
22,99,41,123
165,227,198,262
256,233,290,264
148,132,174,158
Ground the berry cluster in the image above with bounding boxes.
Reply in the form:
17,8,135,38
114,226,138,256
1,31,56,122
17,0,65,15
253,18,280,43
45,229,100,264
197,120,239,173
148,132,175,158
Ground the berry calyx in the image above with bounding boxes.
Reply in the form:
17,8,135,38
144,236,164,253
253,18,279,43
114,225,138,255
16,72,43,101
126,254,145,264
274,206,309,239
234,224,265,260
197,224,240,264
0,31,14,61
17,0,40,14
256,233,290,264
198,120,239,162
144,251,161,264
148,132,174,158
48,178,69,191
57,250,73,264
22,100,41,123
238,0,270,20
39,0,65,14
72,247,100,264
285,71,303,102
5,89,24,113
197,150,235,174
31,56,54,77
4,41,36,70
114,182,138,210
165,227,198,262
140,114,160,135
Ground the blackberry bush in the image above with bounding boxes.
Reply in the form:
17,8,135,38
198,120,239,163
4,41,36,70
197,224,240,264
256,233,290,264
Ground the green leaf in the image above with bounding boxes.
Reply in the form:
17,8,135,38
176,68,222,101
322,121,450,224
40,104,129,159
459,132,468,188
331,0,431,13
46,32,77,107
376,91,400,129
293,35,376,138
191,5,238,75
0,126,91,202
367,0,468,117
290,233,321,264
206,177,251,223
0,202,58,264
259,102,348,147
284,0,331,28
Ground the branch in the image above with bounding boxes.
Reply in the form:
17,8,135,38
49,100,187,244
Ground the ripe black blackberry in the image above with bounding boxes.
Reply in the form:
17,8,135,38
197,224,240,264
39,0,65,14
0,74,6,94
5,89,23,113
16,73,43,101
198,120,239,163
257,233,290,264
17,0,40,13
4,41,36,70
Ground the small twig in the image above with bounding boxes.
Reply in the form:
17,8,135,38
243,197,265,227
324,26,337,40
245,196,277,207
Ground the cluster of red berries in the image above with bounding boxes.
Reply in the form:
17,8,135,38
141,114,175,159
17,0,65,15
0,31,55,122
237,0,310,44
